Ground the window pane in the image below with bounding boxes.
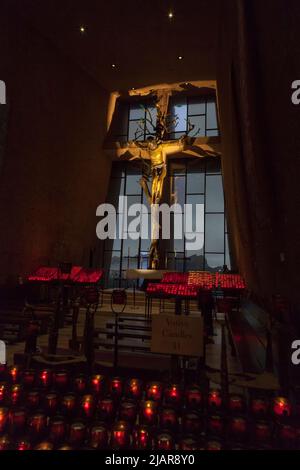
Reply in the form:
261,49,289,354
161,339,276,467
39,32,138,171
206,158,221,174
128,121,144,141
186,195,204,233
126,174,141,195
206,175,224,212
129,105,144,120
189,115,206,137
188,98,205,116
205,253,224,272
186,248,204,270
207,129,219,137
225,233,231,269
205,213,225,252
123,237,139,258
207,101,218,129
145,106,157,134
104,251,121,285
171,98,187,132
187,171,205,194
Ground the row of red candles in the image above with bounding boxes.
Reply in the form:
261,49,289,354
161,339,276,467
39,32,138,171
0,411,298,450
160,272,245,290
0,367,293,418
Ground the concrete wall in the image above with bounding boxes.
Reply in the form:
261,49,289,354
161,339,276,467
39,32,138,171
0,7,111,282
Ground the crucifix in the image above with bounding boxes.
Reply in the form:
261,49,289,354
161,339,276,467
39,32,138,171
121,93,209,269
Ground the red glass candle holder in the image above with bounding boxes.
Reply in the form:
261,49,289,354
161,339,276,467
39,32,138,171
0,407,9,433
10,384,23,406
253,421,272,443
69,421,87,447
39,369,52,389
34,441,54,450
8,366,21,384
229,394,245,413
251,397,269,416
140,400,158,426
146,382,163,402
0,435,11,450
49,417,66,443
125,378,142,399
17,438,31,450
164,384,181,406
22,369,36,388
73,374,87,394
208,414,224,436
8,408,26,435
206,439,222,451
185,385,202,408
179,436,198,450
53,370,69,390
132,426,151,449
228,416,247,440
182,411,202,434
119,400,137,424
44,392,59,415
110,421,130,449
28,412,47,439
97,397,115,422
156,431,174,450
208,389,222,410
26,390,40,410
278,424,296,446
81,394,95,419
273,397,292,418
109,377,123,398
89,423,108,449
0,382,7,404
160,407,178,429
61,393,77,416
90,374,105,395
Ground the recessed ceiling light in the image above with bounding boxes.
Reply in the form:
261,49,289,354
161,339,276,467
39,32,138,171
131,87,135,90
80,26,86,33
168,12,174,19
111,64,116,68
178,56,183,60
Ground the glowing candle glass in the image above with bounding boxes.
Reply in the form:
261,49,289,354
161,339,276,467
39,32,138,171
81,394,95,419
44,392,59,415
0,407,9,433
28,412,47,439
53,370,69,390
10,384,22,406
132,426,151,449
140,400,158,426
228,416,247,439
164,384,181,406
90,374,105,395
146,382,162,402
109,377,123,398
61,393,77,417
39,369,52,388
179,437,198,450
206,440,222,451
0,382,7,404
8,408,26,435
273,397,291,418
26,390,40,410
229,394,245,413
9,366,21,384
17,438,31,451
0,435,11,450
111,421,130,449
125,378,142,399
251,397,269,416
208,414,224,436
208,389,222,410
34,441,54,450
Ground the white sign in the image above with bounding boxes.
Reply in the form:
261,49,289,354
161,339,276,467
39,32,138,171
151,314,203,357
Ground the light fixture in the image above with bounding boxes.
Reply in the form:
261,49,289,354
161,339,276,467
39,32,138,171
111,63,116,69
178,56,183,60
168,12,174,19
80,26,86,34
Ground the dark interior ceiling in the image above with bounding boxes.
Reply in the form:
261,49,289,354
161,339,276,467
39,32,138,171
7,0,220,92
